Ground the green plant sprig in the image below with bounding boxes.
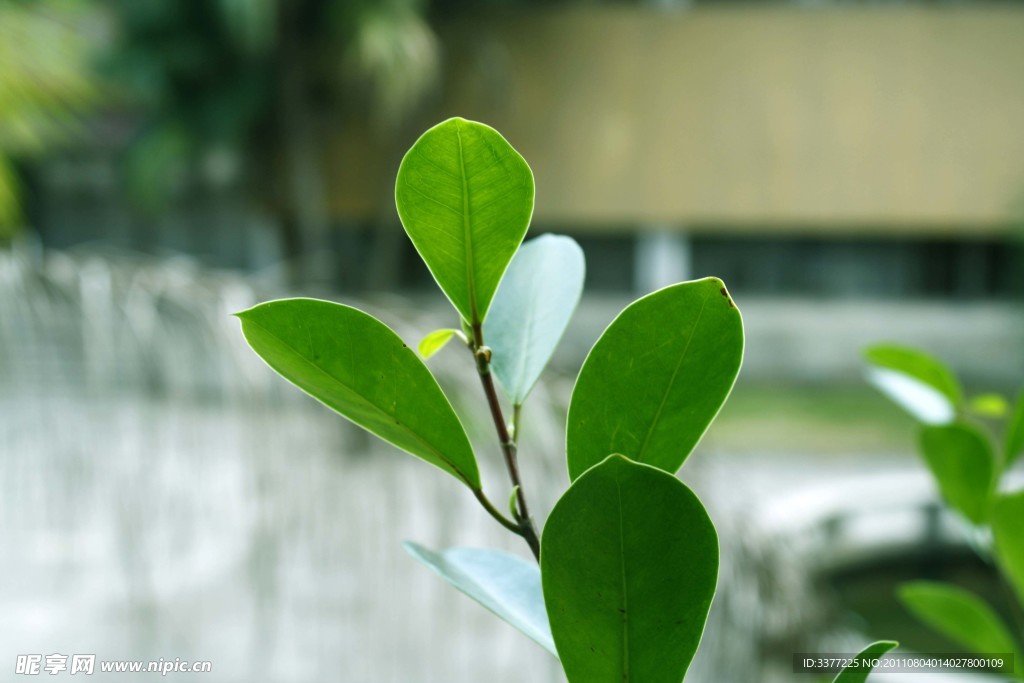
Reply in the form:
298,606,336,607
238,116,893,682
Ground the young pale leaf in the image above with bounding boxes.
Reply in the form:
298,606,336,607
918,422,995,525
541,455,718,683
832,641,898,683
485,234,585,405
993,491,1024,605
1006,389,1024,467
898,582,1018,655
418,328,463,359
864,345,961,424
395,117,534,325
566,278,743,480
403,542,556,657
236,298,480,489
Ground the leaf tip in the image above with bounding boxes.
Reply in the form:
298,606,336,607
593,453,639,477
233,302,268,321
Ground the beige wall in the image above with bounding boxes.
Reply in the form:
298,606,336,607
330,6,1024,236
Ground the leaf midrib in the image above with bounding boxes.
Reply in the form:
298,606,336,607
456,123,479,323
243,316,474,487
634,295,710,464
615,476,631,682
510,265,541,404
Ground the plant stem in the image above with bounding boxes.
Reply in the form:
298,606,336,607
511,403,523,445
470,322,542,561
472,488,525,535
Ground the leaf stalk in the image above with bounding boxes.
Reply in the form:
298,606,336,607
471,321,542,560
471,488,525,535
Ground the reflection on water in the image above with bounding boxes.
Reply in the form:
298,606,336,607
0,246,823,682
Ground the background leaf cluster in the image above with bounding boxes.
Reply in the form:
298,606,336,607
865,344,1024,676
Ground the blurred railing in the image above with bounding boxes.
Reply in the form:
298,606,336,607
5,246,982,681
1,246,831,682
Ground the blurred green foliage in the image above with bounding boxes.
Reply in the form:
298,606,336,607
0,0,99,238
104,0,438,211
0,0,439,246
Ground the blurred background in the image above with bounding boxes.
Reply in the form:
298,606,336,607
1,0,1022,680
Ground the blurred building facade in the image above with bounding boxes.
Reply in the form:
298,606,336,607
25,2,1024,381
329,5,1024,297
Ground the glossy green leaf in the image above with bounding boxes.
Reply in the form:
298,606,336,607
832,641,898,683
236,298,479,488
993,491,1024,605
864,344,961,425
918,422,996,525
418,328,464,359
541,455,718,683
898,582,1018,655
485,234,585,405
403,542,556,657
566,278,743,480
395,117,534,325
1006,389,1024,467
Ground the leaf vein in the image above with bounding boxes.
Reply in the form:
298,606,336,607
404,183,462,217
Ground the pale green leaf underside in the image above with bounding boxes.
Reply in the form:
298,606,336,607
567,278,743,481
864,344,961,425
541,455,718,683
833,641,898,683
403,542,556,657
486,234,585,405
236,298,479,488
899,582,1017,655
918,422,995,525
993,491,1024,606
395,117,534,324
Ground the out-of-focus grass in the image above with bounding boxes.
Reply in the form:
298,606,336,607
706,382,918,455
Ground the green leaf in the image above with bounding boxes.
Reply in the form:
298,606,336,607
395,117,535,325
236,298,480,488
485,234,585,405
403,542,556,657
541,455,718,683
418,328,464,359
993,491,1024,606
1005,389,1024,467
566,278,743,480
918,422,996,525
898,582,1018,655
864,344,962,425
832,641,898,683
968,393,1008,418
